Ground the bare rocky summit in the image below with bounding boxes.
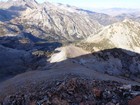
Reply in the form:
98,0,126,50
1,76,140,105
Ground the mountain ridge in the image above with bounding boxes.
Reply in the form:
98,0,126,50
0,1,140,104
0,0,125,42
79,19,140,53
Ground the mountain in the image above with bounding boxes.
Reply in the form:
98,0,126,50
89,12,119,26
0,0,140,85
0,0,103,41
0,1,140,104
74,19,140,78
0,0,39,9
80,19,140,53
0,32,63,81
94,8,140,24
95,8,140,16
0,0,124,41
0,46,140,104
115,13,140,23
72,8,119,26
0,44,34,80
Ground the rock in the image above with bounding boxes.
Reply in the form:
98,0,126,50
128,96,140,105
106,102,115,105
120,85,132,90
1,77,139,105
130,91,140,97
37,96,48,105
79,101,96,105
51,96,69,105
102,90,112,99
132,85,140,91
29,101,36,105
92,87,102,98
66,78,77,92
57,82,65,91
79,102,85,105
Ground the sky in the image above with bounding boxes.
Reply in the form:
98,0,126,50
46,0,140,9
1,0,140,9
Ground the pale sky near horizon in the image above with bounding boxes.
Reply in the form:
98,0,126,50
1,0,140,9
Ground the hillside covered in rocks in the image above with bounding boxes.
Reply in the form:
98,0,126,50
0,0,140,105
1,76,140,105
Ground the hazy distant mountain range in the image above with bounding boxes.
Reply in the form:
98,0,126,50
94,8,140,16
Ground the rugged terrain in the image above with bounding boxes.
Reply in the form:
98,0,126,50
82,19,140,52
75,19,140,81
0,0,140,105
1,76,140,105
0,0,102,41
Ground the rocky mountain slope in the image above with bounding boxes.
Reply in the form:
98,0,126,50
0,0,103,41
0,0,126,42
79,19,140,53
87,11,119,26
0,1,140,104
0,32,62,81
74,19,140,80
1,76,140,105
0,0,39,9
0,44,33,79
115,13,140,23
0,0,139,84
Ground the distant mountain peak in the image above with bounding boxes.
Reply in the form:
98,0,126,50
123,18,133,23
0,0,102,41
84,20,140,53
8,0,37,2
0,0,39,9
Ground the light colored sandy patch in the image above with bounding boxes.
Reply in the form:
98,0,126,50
49,45,90,63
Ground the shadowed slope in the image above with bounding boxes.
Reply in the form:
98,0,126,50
0,33,62,81
0,47,140,96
